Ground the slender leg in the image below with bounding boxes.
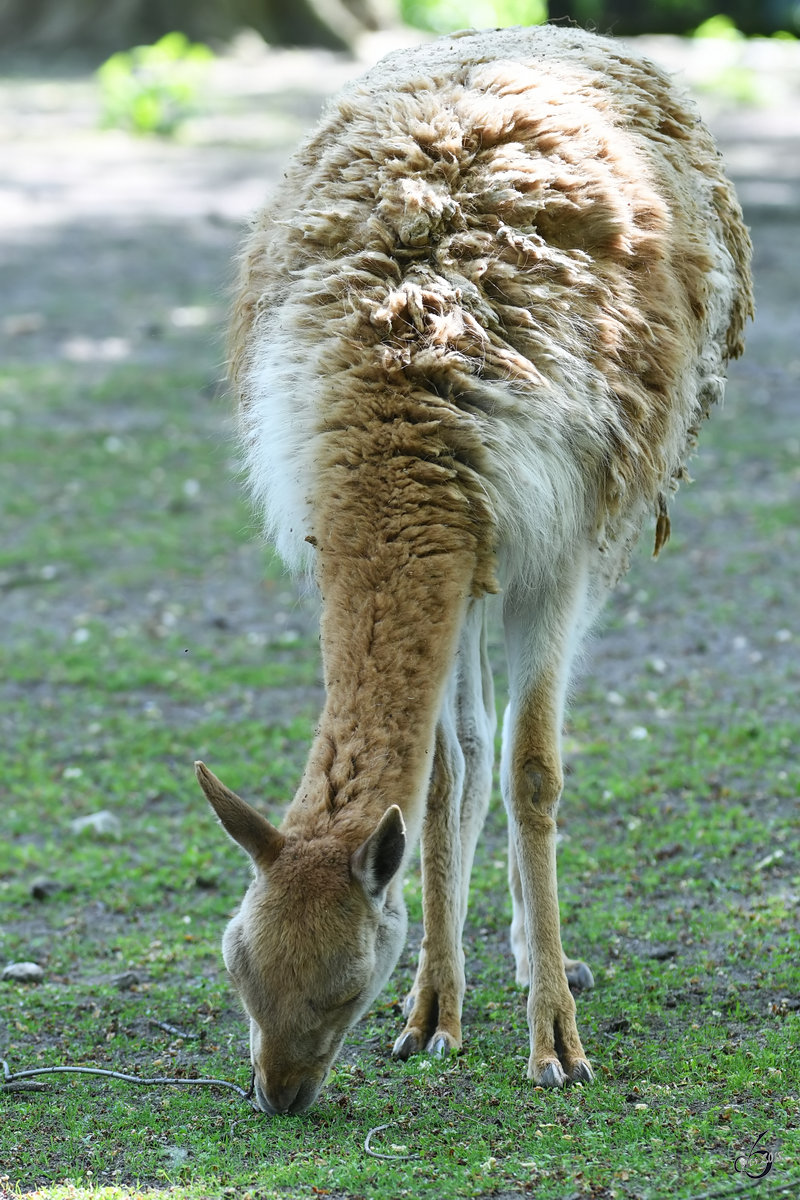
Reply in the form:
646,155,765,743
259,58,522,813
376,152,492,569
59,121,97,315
455,600,496,930
393,707,466,1058
508,793,594,991
502,583,594,1087
394,600,495,1059
507,825,530,987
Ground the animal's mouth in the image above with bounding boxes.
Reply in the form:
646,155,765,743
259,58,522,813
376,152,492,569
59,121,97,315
252,1071,323,1115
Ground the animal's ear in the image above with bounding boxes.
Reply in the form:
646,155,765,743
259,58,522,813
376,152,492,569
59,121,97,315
351,805,406,900
195,761,284,870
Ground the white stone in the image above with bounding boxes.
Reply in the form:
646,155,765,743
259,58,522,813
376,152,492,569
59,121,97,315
69,810,122,838
2,961,44,983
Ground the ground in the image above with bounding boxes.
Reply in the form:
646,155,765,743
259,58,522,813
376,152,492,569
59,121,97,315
0,28,798,1200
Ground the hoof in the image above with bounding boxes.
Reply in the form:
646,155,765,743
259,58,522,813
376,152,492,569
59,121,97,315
565,961,594,991
569,1059,594,1084
392,1029,422,1060
426,1031,458,1058
533,1059,567,1088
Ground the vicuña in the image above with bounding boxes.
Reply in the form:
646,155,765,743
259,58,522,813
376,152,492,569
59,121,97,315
195,24,752,1115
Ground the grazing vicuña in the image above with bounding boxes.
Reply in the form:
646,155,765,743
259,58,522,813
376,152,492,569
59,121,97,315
196,24,752,1115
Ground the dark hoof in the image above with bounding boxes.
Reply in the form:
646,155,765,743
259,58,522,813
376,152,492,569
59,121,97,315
565,961,594,991
534,1060,567,1088
392,1029,422,1060
569,1059,594,1084
425,1032,457,1058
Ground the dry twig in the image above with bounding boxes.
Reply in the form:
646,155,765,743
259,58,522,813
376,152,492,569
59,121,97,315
681,1179,800,1200
0,1056,260,1110
148,1018,202,1040
363,1122,416,1160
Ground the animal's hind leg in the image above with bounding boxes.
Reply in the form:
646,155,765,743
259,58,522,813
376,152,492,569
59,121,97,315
502,580,594,1087
507,828,530,986
455,598,496,932
394,600,495,1060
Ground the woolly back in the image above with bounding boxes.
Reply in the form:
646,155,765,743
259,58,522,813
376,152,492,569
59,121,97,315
231,25,752,584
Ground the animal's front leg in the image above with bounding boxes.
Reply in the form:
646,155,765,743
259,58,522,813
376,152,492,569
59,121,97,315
393,717,466,1059
502,674,593,1087
508,835,594,992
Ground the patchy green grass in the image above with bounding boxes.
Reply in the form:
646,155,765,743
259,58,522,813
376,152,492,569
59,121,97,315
1,351,798,1200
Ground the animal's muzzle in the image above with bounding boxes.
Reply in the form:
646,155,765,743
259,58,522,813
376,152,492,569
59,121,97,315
253,1073,321,1115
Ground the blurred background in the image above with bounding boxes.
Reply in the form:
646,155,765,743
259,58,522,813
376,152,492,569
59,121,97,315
1,1,799,58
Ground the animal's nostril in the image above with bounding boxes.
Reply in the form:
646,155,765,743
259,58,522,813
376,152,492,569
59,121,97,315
253,1076,276,1115
267,1079,302,1115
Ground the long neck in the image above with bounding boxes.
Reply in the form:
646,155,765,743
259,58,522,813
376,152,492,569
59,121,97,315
282,449,485,845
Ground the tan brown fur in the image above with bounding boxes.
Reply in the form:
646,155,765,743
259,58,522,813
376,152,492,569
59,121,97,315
231,30,752,569
202,24,752,1112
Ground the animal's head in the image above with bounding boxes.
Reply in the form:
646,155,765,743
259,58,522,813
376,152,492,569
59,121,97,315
195,762,408,1114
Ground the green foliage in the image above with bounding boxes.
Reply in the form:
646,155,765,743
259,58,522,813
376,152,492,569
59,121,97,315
689,14,765,105
96,32,214,136
693,13,745,39
401,0,546,35
695,64,763,104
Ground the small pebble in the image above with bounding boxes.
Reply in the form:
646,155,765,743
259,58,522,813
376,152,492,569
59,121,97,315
111,971,142,991
70,811,121,838
2,313,44,336
2,962,44,983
